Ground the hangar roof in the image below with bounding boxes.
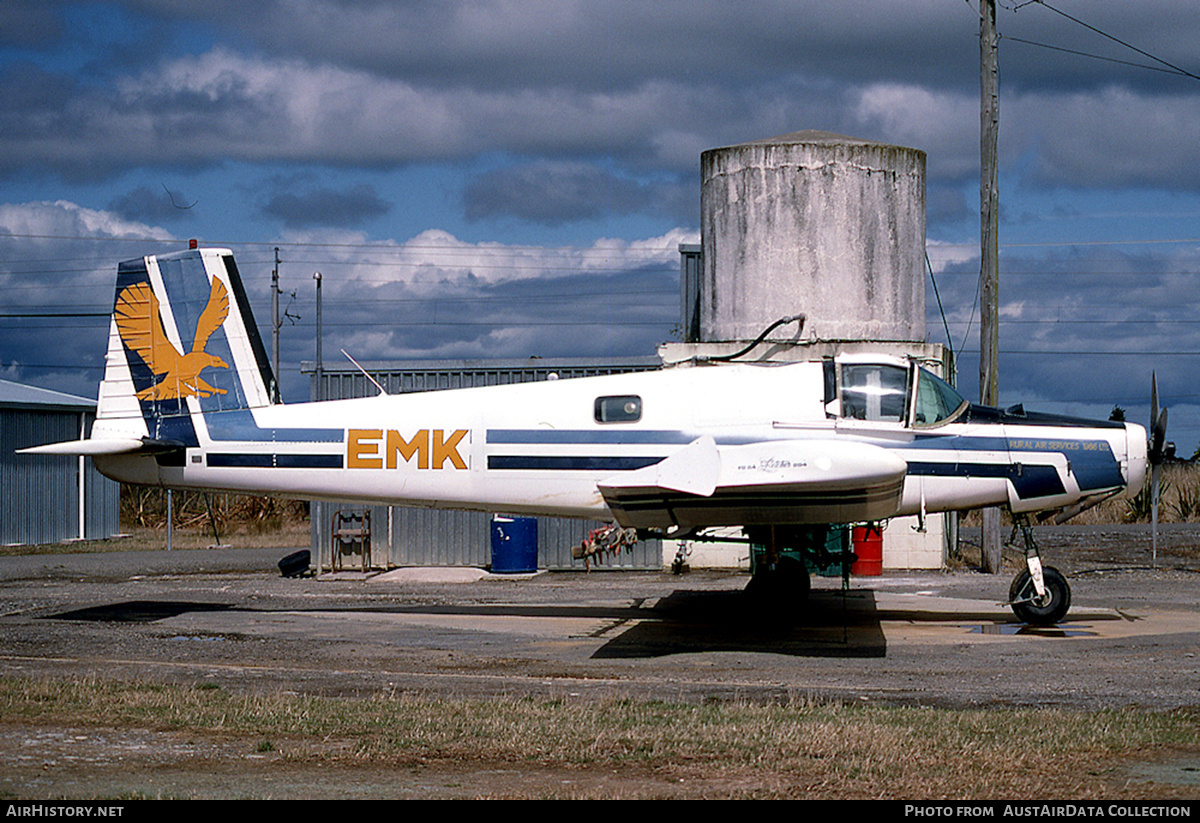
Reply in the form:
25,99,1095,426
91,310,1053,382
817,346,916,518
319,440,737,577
0,378,96,412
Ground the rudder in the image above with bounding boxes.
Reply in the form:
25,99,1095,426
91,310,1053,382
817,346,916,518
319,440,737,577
93,248,276,445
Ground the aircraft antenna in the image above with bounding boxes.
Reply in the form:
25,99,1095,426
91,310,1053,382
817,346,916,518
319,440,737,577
926,251,955,358
271,247,281,403
341,348,388,396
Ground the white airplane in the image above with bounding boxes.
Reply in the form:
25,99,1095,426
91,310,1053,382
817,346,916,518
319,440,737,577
22,248,1163,625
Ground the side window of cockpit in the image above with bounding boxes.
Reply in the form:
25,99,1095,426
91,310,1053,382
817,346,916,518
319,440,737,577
913,368,967,427
595,395,642,423
840,364,910,423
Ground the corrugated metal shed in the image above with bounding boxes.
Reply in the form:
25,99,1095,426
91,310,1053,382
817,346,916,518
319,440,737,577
1,379,121,546
302,357,664,571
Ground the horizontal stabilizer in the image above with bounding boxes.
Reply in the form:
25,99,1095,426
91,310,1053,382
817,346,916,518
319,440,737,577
18,437,182,457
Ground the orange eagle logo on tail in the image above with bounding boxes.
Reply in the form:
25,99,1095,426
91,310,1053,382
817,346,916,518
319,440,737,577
114,276,231,400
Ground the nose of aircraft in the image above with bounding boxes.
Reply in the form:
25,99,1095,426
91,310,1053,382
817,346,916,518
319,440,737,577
1124,422,1148,495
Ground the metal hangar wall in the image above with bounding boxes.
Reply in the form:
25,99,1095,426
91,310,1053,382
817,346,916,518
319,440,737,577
301,357,667,571
1,379,120,547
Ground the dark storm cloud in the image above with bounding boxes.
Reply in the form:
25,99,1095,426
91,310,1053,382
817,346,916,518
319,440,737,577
4,2,1197,193
926,242,1200,436
108,185,198,223
111,0,1199,94
262,183,391,229
998,3,1200,94
0,54,276,180
0,63,76,135
464,162,694,225
0,2,64,49
1011,88,1200,190
119,0,977,92
925,183,973,229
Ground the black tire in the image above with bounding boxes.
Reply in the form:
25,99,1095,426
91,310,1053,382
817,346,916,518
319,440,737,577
775,555,811,601
1009,565,1071,625
278,549,311,578
745,555,810,622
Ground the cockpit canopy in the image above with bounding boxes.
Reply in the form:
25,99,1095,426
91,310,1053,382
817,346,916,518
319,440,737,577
831,357,966,428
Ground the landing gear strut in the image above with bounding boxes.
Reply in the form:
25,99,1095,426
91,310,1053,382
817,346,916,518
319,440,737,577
1006,518,1071,625
743,525,859,620
746,546,811,602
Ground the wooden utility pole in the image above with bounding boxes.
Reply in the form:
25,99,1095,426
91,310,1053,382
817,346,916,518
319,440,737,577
313,271,323,401
271,247,281,403
980,0,1003,572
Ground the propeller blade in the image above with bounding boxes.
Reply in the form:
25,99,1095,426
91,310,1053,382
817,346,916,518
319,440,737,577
1149,373,1168,465
1148,372,1165,566
1151,371,1159,429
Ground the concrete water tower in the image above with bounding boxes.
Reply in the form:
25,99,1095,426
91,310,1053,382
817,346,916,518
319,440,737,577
664,131,949,571
694,130,927,345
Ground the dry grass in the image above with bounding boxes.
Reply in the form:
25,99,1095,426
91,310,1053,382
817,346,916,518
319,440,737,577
121,487,308,533
1,489,310,556
0,521,309,556
1070,463,1200,525
2,677,1197,799
959,462,1200,528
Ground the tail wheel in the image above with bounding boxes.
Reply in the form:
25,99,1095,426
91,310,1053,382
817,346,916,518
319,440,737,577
1009,565,1071,625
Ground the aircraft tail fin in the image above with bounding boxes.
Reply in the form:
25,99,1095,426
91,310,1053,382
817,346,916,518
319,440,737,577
91,247,278,446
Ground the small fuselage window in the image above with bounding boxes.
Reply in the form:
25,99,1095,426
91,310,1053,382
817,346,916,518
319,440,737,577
595,395,642,423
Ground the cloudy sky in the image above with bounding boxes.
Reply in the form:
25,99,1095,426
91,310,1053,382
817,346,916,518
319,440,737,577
2,1,1199,451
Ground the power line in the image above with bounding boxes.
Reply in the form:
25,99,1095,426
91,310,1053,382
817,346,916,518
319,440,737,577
0,311,109,318
1017,0,1200,82
0,233,691,258
1003,35,1192,77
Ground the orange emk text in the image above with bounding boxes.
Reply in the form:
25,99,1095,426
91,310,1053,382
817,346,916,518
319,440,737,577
347,429,469,470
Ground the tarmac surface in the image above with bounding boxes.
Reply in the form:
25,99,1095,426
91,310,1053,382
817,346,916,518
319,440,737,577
2,523,1199,798
1,523,1198,709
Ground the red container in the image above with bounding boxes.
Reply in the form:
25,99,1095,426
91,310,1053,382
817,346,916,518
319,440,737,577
851,525,883,576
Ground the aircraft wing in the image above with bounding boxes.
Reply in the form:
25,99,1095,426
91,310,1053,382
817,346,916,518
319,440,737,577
598,437,908,531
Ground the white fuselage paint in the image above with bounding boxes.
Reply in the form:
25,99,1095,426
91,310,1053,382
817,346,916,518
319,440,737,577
93,361,1145,528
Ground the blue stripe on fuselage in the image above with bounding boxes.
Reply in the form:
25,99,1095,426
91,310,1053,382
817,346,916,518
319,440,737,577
1005,435,1123,492
903,432,1122,495
481,428,1122,497
905,461,1067,499
207,453,342,468
487,429,694,445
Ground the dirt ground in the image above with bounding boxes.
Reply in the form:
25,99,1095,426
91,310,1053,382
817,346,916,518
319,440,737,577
1,523,1198,799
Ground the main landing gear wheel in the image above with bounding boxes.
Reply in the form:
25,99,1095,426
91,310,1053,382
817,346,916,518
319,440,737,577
746,555,811,600
745,555,810,623
1008,565,1071,625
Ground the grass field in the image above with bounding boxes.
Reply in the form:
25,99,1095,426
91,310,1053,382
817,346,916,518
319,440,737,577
2,677,1198,799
